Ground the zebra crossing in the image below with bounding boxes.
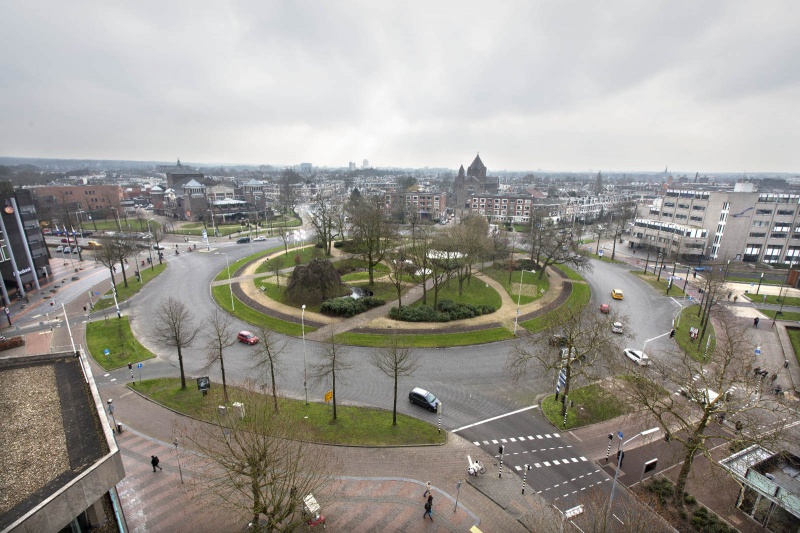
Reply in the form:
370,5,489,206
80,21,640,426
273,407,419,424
472,432,562,446
514,456,588,470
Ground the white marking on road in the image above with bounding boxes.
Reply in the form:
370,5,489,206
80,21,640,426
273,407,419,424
543,461,551,466
571,458,579,463
571,478,576,481
553,433,560,438
580,457,587,461
509,437,517,442
491,439,498,444
483,441,489,445
110,378,116,382
514,465,521,471
537,435,543,439
527,436,535,440
473,442,481,446
552,459,560,465
519,436,525,441
534,463,541,468
451,405,539,432
501,438,507,443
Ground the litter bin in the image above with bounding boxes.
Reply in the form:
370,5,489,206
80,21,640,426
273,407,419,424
116,423,123,434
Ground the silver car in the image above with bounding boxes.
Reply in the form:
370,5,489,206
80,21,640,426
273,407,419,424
623,349,650,366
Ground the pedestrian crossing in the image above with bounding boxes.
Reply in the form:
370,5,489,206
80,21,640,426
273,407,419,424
513,456,587,470
472,433,561,446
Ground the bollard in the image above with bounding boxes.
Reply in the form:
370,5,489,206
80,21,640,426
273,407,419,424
498,445,504,478
605,434,613,462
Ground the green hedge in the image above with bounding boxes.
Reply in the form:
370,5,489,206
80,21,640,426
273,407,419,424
320,296,385,317
389,299,496,322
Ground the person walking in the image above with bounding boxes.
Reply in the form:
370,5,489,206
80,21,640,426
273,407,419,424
423,494,433,521
423,481,431,498
754,317,760,328
151,455,162,472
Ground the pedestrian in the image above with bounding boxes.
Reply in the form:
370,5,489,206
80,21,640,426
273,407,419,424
763,294,767,303
754,317,760,328
151,455,162,472
423,495,433,521
733,295,738,303
4,307,10,327
423,481,431,498
727,291,732,300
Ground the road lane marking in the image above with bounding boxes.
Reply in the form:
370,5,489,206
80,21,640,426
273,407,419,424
492,439,498,444
552,459,560,465
534,463,541,468
571,458,579,463
451,404,539,433
509,438,517,442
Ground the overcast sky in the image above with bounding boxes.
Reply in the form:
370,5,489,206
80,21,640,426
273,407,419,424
2,2,799,173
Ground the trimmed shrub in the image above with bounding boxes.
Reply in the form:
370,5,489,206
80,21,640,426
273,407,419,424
389,299,496,322
321,296,385,317
0,336,25,351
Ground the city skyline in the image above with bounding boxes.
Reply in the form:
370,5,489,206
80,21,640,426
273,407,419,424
2,2,799,173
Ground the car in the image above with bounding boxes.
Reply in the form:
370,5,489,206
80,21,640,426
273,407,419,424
237,331,259,345
611,289,624,300
42,228,52,235
409,387,440,412
153,244,165,250
237,237,251,244
70,246,82,254
253,236,266,242
623,349,650,366
85,240,103,249
55,245,64,252
62,246,71,253
61,238,69,243
693,266,712,272
678,386,719,405
612,322,623,334
80,231,93,237
599,303,610,314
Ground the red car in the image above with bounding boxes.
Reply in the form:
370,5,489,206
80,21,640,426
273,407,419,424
599,303,610,314
237,331,259,345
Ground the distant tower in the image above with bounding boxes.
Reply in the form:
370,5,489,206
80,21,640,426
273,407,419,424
177,158,182,168
349,162,356,171
363,159,369,168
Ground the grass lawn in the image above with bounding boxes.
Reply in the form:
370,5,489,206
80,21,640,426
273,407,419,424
541,381,634,430
211,284,310,336
93,263,167,311
674,305,716,362
336,328,514,348
483,267,548,306
520,283,590,333
554,264,584,281
411,277,502,309
214,246,283,281
762,309,800,321
255,246,329,274
85,317,157,371
596,255,625,264
785,327,800,366
133,378,446,445
761,294,800,306
724,275,784,286
631,271,687,298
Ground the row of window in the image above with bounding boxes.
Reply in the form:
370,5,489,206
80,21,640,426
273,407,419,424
662,202,706,211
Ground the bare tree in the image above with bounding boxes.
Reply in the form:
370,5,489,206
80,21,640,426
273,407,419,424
275,225,291,256
609,201,636,260
621,312,790,508
310,333,352,420
250,326,287,412
345,195,397,285
270,255,285,288
385,249,414,308
449,215,491,294
153,297,199,389
408,225,435,305
308,192,340,256
185,385,333,531
523,212,590,280
277,169,300,215
507,303,630,418
204,308,237,403
370,334,421,425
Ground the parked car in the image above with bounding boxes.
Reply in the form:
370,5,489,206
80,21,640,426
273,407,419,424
55,245,64,252
236,331,259,345
409,387,440,412
85,241,103,249
153,244,165,250
693,267,712,272
611,289,624,300
599,303,610,314
678,386,719,405
253,236,266,242
62,246,71,253
612,322,624,334
237,237,251,244
549,334,568,347
70,246,82,254
623,349,650,366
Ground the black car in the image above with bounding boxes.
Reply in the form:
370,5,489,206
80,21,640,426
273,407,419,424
409,387,440,412
237,237,251,244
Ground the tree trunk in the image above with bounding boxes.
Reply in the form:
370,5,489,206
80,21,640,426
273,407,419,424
177,347,187,389
220,352,228,404
673,441,699,507
271,364,279,412
392,374,398,426
332,369,337,420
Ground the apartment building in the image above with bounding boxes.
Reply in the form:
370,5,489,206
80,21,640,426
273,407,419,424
384,191,447,220
629,183,800,265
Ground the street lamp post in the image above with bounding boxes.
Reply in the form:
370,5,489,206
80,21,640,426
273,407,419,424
302,304,308,405
513,268,536,335
146,220,156,270
683,265,691,292
608,427,659,513
218,253,234,311
725,259,731,279
107,399,118,433
756,272,764,295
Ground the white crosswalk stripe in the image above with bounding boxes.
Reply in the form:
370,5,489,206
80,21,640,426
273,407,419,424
473,442,480,446
543,461,551,466
527,436,535,440
552,459,560,465
492,439,498,444
509,437,517,442
514,465,522,471
571,458,579,463
535,463,541,468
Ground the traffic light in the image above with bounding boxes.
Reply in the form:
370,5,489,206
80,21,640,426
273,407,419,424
669,329,676,338
498,445,504,455
608,433,613,440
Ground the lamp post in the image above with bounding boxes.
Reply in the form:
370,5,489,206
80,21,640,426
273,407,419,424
146,219,156,270
756,272,764,295
608,427,659,512
683,265,691,292
302,304,308,405
657,253,665,281
173,438,184,484
217,252,234,311
513,269,536,335
725,259,731,279
107,399,117,433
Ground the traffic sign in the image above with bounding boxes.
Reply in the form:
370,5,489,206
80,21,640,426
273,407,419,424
137,363,142,369
755,346,761,356
103,349,110,356
617,431,624,439
324,390,332,402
